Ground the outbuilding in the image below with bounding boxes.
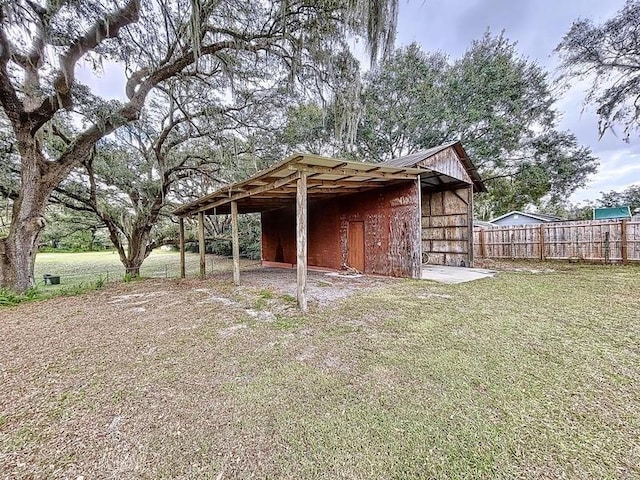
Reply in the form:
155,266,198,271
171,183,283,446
174,141,485,309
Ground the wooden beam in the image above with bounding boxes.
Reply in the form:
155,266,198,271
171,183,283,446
308,179,389,188
194,172,300,213
467,185,474,267
179,217,186,279
540,224,546,261
278,187,373,195
289,164,419,181
416,177,423,277
198,211,206,280
248,193,296,199
231,201,240,285
296,172,308,312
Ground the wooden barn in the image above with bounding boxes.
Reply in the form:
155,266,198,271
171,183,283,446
174,141,485,309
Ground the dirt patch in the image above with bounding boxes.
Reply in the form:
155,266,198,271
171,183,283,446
0,271,393,478
228,266,399,307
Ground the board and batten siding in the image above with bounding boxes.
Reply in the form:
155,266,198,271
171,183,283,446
415,148,473,184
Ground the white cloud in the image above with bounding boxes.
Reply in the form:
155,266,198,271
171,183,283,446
571,149,640,201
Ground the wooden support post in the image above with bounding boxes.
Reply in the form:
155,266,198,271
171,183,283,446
621,219,628,264
415,177,423,278
540,224,546,261
179,217,186,278
198,211,206,280
231,201,240,285
296,172,308,312
467,185,474,267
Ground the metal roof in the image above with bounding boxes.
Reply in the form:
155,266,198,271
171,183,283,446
174,153,427,217
382,141,487,193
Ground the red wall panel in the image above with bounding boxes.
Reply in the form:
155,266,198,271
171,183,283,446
261,181,421,278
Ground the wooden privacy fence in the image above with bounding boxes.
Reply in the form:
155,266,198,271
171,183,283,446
474,219,640,263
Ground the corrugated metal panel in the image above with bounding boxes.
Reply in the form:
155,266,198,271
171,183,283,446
383,141,459,167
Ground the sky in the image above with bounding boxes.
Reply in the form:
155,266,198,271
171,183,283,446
77,0,639,205
394,0,639,204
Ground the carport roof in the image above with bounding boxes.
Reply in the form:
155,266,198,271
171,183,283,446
173,153,427,217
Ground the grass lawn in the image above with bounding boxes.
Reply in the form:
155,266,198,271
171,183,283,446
32,250,256,293
1,262,639,478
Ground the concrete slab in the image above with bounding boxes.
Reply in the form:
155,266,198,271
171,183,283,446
421,265,495,284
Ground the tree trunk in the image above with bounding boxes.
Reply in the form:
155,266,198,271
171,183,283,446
123,245,147,278
0,152,53,292
103,219,153,279
125,226,152,278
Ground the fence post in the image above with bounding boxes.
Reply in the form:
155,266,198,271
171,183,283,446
539,224,545,261
621,219,628,264
604,231,610,264
510,233,515,260
480,229,487,258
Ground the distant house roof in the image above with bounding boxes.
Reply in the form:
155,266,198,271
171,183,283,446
473,220,497,229
490,210,564,224
382,141,487,193
593,206,632,220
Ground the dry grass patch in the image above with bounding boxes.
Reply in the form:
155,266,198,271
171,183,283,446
1,264,639,478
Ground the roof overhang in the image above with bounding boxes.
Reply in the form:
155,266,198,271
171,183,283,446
382,141,487,193
174,154,427,217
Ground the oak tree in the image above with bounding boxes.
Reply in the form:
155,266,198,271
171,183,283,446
0,0,399,291
557,0,640,140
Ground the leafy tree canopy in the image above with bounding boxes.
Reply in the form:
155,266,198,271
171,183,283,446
0,0,400,291
349,34,598,218
598,184,640,213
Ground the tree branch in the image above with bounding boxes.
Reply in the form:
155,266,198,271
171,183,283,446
28,0,140,128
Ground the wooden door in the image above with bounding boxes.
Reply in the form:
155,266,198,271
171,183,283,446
347,221,365,272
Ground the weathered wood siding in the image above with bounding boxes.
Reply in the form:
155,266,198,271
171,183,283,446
261,182,421,278
422,187,473,266
417,148,473,184
474,220,640,262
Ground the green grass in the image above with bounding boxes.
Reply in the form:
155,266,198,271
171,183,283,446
34,250,191,287
1,250,254,304
31,250,253,293
238,264,640,478
1,263,639,478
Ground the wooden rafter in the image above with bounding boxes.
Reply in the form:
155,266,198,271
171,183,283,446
288,164,417,180
174,153,426,217
191,171,300,214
